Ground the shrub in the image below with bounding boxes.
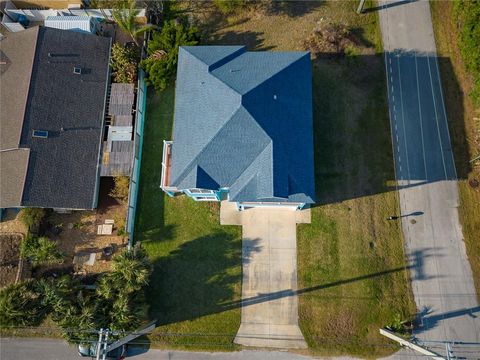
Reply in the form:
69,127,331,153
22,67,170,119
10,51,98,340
19,208,45,233
20,235,64,267
114,213,127,237
454,0,480,105
213,0,247,14
93,246,151,331
0,281,46,327
141,19,199,91
303,24,358,58
109,176,130,204
110,43,139,83
0,248,151,340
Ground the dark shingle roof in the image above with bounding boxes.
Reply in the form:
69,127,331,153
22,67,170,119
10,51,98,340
170,46,315,204
0,27,111,209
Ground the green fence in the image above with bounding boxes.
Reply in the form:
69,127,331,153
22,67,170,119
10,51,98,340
126,69,147,246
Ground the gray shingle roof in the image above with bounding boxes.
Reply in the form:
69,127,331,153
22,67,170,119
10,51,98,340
170,46,315,204
0,27,38,151
0,149,30,208
0,27,111,209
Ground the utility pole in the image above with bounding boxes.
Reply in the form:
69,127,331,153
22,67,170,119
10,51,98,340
95,329,104,360
356,0,367,14
101,329,109,360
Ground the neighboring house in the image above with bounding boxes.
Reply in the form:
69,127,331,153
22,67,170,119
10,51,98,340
11,0,82,9
0,26,111,210
44,16,97,34
160,46,315,211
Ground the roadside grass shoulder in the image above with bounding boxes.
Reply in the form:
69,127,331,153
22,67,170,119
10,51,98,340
430,1,480,300
298,55,414,357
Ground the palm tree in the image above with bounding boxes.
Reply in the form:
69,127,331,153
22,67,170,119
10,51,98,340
112,0,156,47
109,248,151,294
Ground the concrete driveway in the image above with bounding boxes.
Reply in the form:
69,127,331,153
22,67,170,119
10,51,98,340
221,202,309,349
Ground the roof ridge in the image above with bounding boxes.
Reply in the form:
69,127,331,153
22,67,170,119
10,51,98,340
171,106,271,188
170,104,242,186
228,140,273,200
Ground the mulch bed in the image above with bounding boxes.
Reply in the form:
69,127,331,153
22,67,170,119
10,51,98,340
0,234,25,288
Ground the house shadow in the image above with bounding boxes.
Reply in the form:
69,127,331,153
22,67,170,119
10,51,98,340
147,231,242,325
311,51,469,206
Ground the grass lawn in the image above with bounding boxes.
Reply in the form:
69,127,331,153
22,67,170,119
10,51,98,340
135,1,414,355
430,1,480,300
298,61,414,357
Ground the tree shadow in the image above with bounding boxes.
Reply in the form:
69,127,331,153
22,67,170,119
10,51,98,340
208,30,276,51
363,0,418,13
311,52,469,205
349,27,375,48
264,0,324,18
148,231,242,325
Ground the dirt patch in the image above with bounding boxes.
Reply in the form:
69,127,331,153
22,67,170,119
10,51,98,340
0,234,29,288
304,24,359,57
0,209,27,235
0,210,30,287
41,203,128,277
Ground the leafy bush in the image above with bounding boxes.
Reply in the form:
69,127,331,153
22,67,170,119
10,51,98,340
95,246,152,331
141,19,199,91
385,313,412,336
111,43,139,83
19,208,45,233
454,0,480,104
20,235,64,267
109,176,130,204
0,281,46,327
0,248,151,340
213,0,247,14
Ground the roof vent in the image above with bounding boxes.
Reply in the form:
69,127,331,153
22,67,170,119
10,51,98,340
32,130,49,138
73,67,82,74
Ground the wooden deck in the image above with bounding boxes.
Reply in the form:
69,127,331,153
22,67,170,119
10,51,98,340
100,140,134,176
101,83,135,176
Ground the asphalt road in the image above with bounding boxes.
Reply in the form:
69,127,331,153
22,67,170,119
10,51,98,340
378,0,480,357
0,337,317,360
0,337,436,360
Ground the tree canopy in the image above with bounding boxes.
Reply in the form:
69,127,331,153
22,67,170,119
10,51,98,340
141,19,199,91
